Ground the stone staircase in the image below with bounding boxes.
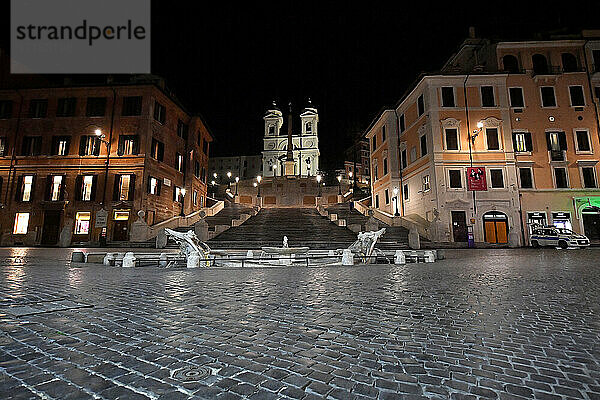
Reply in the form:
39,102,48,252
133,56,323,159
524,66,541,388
208,207,361,249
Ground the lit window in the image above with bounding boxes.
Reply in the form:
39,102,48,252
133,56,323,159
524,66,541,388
119,175,131,200
175,186,183,202
149,177,159,195
422,175,431,192
123,138,135,155
176,153,184,172
13,213,29,234
514,133,527,152
113,210,130,220
57,139,68,155
0,137,6,156
51,175,63,201
74,212,91,235
82,176,94,201
193,190,198,205
22,175,33,202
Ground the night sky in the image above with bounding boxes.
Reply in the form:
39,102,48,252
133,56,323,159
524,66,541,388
4,3,600,170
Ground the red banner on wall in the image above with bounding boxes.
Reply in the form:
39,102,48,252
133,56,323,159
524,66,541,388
467,167,487,191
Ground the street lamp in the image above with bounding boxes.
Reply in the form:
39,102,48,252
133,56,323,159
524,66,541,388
256,175,262,197
337,175,342,195
211,180,216,198
227,171,232,189
393,187,400,216
235,176,239,196
94,128,111,204
316,174,322,197
179,188,186,217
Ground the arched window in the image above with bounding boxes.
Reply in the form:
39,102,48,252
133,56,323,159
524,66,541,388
532,54,549,75
502,55,519,73
268,125,275,135
561,52,578,72
305,122,312,133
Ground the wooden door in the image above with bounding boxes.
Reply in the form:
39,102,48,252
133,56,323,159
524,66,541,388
451,211,467,242
112,220,129,241
41,211,61,245
484,221,497,243
495,221,508,243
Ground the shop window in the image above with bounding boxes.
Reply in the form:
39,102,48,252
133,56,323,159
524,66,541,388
74,212,91,235
13,213,30,234
113,210,130,220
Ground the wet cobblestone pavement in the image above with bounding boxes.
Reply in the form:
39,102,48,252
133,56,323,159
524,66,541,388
1,248,600,399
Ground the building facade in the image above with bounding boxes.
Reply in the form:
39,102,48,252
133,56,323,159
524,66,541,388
262,102,320,177
344,139,370,186
365,31,600,245
208,155,262,183
0,77,212,246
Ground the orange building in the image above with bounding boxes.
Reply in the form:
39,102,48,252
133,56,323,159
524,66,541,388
0,76,213,246
365,31,600,246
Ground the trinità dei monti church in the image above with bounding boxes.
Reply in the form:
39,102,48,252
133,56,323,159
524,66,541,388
261,100,320,177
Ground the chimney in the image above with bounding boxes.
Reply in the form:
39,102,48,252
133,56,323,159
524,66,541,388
469,26,476,39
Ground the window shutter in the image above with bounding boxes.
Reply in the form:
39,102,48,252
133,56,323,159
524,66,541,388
113,174,121,201
15,176,23,201
93,137,101,156
147,176,152,194
45,175,52,201
173,186,177,201
79,136,87,156
51,136,57,155
117,136,124,156
133,136,139,155
21,138,28,156
512,133,518,152
525,132,533,152
545,132,552,151
158,142,164,161
65,137,71,155
59,175,66,200
29,175,36,201
74,175,83,201
558,132,567,151
157,180,162,196
90,175,98,201
34,137,42,155
128,174,136,201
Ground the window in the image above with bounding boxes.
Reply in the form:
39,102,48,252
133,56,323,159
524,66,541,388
373,163,378,181
375,194,379,208
174,186,184,202
509,87,524,108
519,168,533,189
306,122,312,133
382,125,386,142
148,176,161,195
513,132,532,152
410,146,417,163
114,174,135,201
79,136,101,156
420,135,427,157
541,87,556,107
385,189,389,204
117,135,139,155
449,170,462,189
441,87,455,107
79,175,95,201
0,100,12,119
417,94,424,116
490,169,504,188
19,175,34,202
399,114,405,133
194,161,201,178
201,167,206,183
202,138,209,155
28,99,47,118
74,212,91,235
532,54,549,75
383,158,388,175
151,138,164,161
596,86,600,99
268,125,275,135
502,55,519,73
569,86,585,107
422,175,430,192
177,120,189,139
594,50,600,73
582,167,597,188
21,136,42,156
86,97,106,117
48,175,64,201
176,153,185,172
486,128,500,150
153,101,166,124
371,134,377,150
403,184,409,200
575,130,591,153
481,86,495,107
13,213,30,234
51,136,70,156
554,167,568,188
546,131,567,161
561,53,578,72
445,128,459,150
122,96,142,116
0,137,7,156
401,148,407,169
56,97,76,117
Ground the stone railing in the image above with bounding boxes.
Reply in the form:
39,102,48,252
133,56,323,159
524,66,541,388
130,200,225,243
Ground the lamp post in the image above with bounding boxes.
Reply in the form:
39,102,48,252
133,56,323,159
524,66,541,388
94,128,111,205
256,175,262,197
316,174,322,197
179,188,186,217
211,180,216,198
467,120,484,217
337,175,342,195
348,171,353,192
235,177,239,196
393,187,400,216
227,171,232,189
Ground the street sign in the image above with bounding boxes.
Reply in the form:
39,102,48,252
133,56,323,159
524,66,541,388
467,167,487,191
95,209,108,228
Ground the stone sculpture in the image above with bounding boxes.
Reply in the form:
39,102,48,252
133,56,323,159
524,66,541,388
348,228,387,264
164,229,211,267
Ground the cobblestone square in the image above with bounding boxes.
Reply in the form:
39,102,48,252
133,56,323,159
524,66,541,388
1,248,599,399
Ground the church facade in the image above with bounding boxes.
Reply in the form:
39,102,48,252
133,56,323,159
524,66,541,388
262,102,320,177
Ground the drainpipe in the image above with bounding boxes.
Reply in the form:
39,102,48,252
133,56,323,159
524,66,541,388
463,74,477,216
102,88,116,206
5,89,23,208
393,109,404,216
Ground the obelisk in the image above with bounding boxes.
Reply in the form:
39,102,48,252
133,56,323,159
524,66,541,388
283,102,295,176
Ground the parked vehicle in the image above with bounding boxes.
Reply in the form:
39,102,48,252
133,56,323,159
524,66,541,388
530,226,590,249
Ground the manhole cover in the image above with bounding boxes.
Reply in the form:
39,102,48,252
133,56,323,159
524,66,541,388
171,366,211,382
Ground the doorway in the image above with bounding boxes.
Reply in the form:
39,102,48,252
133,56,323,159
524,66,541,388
41,210,61,246
112,210,130,241
451,211,467,242
582,207,600,241
483,212,508,244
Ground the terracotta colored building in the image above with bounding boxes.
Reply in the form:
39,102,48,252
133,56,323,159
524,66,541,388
365,31,600,246
0,76,213,246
